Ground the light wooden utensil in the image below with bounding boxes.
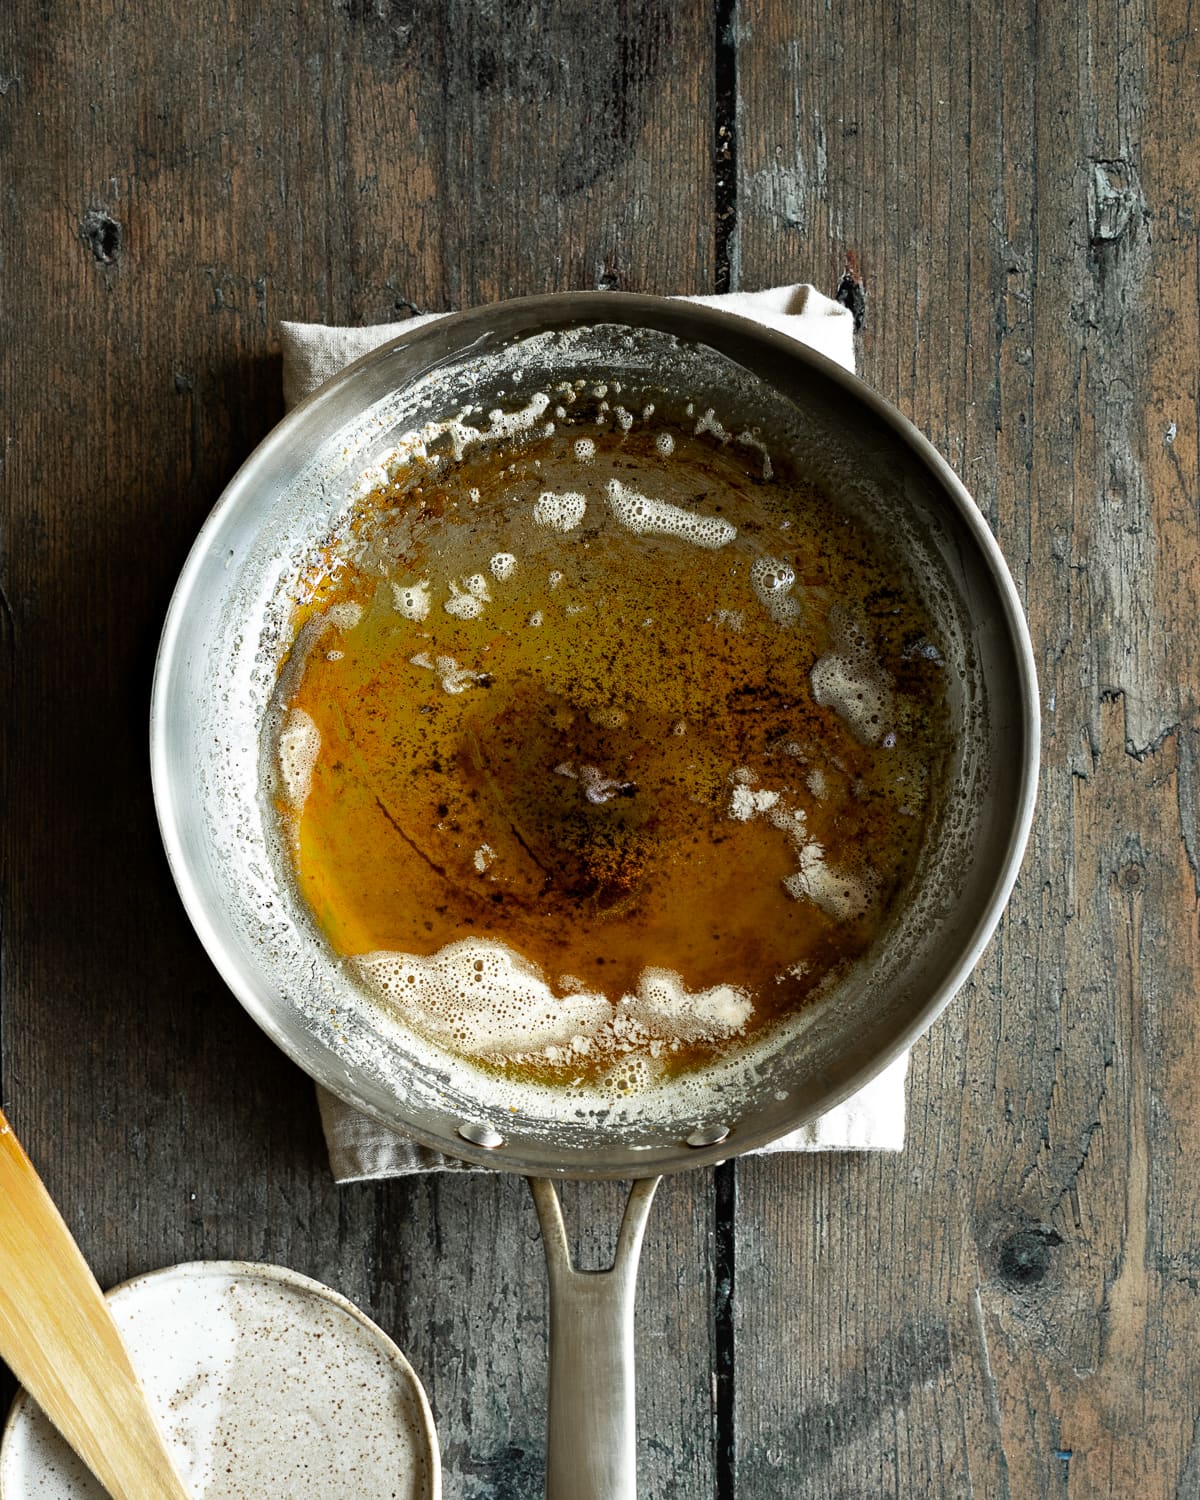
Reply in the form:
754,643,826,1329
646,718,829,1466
0,1107,192,1499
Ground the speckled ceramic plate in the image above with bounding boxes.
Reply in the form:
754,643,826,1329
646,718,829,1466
0,1260,440,1500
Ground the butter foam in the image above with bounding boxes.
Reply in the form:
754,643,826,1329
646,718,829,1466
353,939,754,1066
278,708,320,811
606,478,737,549
750,556,801,625
811,653,892,744
783,843,874,921
392,581,431,621
533,491,587,531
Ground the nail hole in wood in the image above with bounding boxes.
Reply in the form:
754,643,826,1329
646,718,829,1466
80,210,121,265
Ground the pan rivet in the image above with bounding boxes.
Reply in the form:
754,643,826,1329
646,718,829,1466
458,1121,505,1150
686,1124,730,1148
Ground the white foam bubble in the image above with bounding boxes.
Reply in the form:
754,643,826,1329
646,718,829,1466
392,581,431,620
348,456,400,500
533,491,587,531
782,842,873,921
750,556,801,625
278,707,320,810
443,575,489,619
627,969,752,1040
736,429,774,480
606,479,737,549
473,844,496,873
486,391,551,442
352,940,754,1064
655,431,676,457
444,593,484,620
810,654,892,744
578,764,635,804
729,783,780,821
588,705,628,728
695,407,731,442
409,652,482,694
573,438,596,461
767,801,808,844
554,760,633,803
361,393,553,477
354,941,611,1055
490,552,517,580
326,601,363,631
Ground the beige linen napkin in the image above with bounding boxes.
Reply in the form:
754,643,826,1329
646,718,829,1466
280,285,909,1182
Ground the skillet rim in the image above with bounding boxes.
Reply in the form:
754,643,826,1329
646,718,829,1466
149,291,1040,1178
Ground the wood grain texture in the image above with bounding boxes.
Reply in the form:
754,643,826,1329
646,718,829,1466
3,0,1198,1497
0,4,717,1495
734,0,1200,1495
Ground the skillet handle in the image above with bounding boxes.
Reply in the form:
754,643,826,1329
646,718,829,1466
529,1176,661,1500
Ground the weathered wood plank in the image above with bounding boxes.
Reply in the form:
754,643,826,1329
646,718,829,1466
0,3,719,1494
734,0,1200,1494
377,1172,717,1500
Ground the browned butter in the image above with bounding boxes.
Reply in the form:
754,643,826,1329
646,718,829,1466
274,403,953,1087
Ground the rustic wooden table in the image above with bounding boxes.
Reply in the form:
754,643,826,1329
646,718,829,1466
2,3,1198,1496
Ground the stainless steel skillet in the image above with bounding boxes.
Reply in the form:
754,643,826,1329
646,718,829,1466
151,293,1039,1497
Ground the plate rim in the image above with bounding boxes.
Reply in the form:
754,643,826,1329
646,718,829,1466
0,1258,441,1500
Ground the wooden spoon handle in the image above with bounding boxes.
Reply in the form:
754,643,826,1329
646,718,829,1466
0,1108,192,1499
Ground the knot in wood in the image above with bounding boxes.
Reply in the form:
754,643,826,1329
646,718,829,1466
996,1226,1062,1289
1118,860,1145,891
